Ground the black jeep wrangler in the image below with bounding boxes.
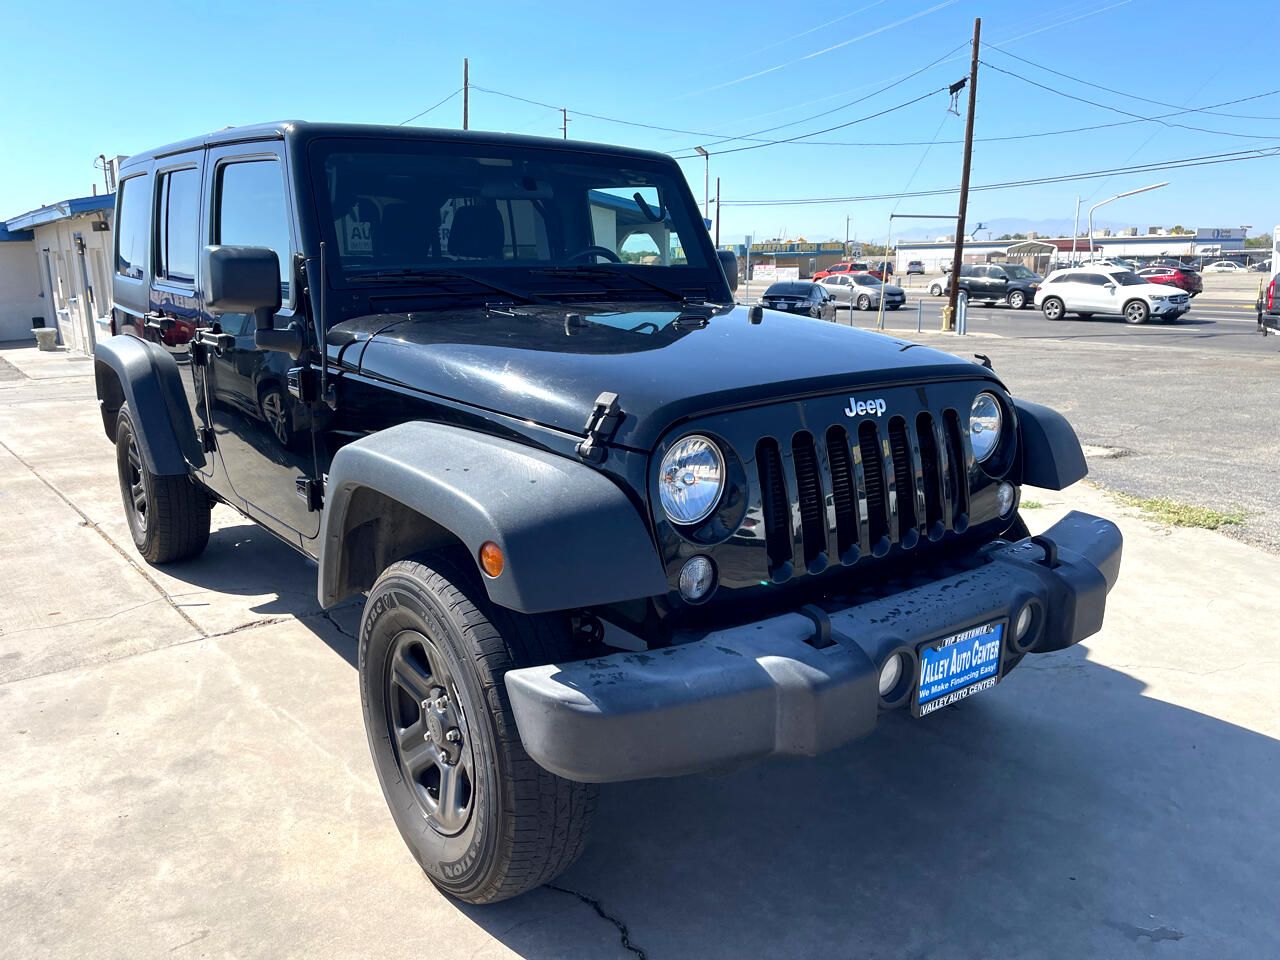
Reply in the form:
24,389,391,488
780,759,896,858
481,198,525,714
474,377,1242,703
95,122,1121,904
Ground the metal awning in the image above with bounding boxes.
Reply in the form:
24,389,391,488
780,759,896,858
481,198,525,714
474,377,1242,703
1004,240,1057,256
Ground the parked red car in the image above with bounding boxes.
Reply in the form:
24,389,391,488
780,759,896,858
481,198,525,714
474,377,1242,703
1137,266,1202,297
866,262,894,281
813,260,869,280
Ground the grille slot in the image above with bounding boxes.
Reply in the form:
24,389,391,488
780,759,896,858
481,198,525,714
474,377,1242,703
756,438,793,574
792,432,826,569
825,426,859,560
858,420,890,552
916,412,946,540
887,417,918,547
943,409,971,531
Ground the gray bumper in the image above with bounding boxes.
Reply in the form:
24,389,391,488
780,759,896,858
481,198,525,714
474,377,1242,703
505,511,1122,783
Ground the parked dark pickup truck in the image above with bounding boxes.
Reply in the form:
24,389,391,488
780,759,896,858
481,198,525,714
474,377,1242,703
94,121,1121,904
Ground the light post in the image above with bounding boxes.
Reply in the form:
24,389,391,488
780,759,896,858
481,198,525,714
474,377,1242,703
694,146,710,220
1088,182,1169,259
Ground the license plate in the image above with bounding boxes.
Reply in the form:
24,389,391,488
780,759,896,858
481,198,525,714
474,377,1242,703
914,621,1005,717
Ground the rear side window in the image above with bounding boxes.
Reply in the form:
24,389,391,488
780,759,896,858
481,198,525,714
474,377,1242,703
116,175,150,280
216,160,292,296
155,167,200,285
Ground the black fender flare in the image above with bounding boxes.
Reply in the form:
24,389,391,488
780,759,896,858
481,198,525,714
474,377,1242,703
318,421,670,614
1013,398,1087,490
93,335,204,475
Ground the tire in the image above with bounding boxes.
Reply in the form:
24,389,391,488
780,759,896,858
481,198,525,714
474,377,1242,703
1007,290,1027,310
887,304,901,311
258,382,294,449
359,556,597,904
929,283,943,297
114,405,211,564
857,294,872,311
1123,299,1150,325
1041,297,1065,321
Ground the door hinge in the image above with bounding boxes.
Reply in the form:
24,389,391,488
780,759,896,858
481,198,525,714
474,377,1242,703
197,426,216,453
295,476,324,512
576,391,622,464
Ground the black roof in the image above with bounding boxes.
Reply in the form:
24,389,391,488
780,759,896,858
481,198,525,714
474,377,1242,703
120,120,675,172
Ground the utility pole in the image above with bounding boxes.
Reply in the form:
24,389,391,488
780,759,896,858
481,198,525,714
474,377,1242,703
715,177,721,246
694,147,710,219
945,17,980,330
1071,196,1081,266
560,108,569,140
463,58,470,130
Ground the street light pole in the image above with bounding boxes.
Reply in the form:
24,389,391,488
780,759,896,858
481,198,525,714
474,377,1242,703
1071,196,1081,266
695,146,710,219
1088,182,1169,259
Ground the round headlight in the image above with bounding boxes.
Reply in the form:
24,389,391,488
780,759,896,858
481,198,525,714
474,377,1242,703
969,392,1003,463
658,435,725,525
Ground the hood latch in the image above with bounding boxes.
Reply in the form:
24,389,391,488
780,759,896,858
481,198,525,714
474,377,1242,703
577,391,622,464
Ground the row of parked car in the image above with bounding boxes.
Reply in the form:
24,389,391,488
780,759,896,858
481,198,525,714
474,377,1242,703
761,259,1196,325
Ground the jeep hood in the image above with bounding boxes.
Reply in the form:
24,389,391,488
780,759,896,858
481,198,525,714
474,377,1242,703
332,303,996,449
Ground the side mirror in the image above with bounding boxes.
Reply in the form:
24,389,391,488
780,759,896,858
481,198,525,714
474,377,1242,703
203,245,302,357
716,249,739,294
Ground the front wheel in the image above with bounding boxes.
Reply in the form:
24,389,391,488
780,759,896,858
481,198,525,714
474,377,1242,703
359,556,596,904
114,405,210,564
1041,297,1065,321
857,294,872,311
1124,300,1150,325
1007,290,1027,310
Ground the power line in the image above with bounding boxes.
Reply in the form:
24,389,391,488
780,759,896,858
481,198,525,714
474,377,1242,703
669,87,948,159
988,46,1280,120
399,89,463,126
979,60,1280,141
719,146,1280,206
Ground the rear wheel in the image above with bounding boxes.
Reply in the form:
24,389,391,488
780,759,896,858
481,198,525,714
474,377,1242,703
1041,297,1065,321
928,282,943,297
1007,290,1027,310
114,405,210,564
1124,300,1150,325
359,556,597,904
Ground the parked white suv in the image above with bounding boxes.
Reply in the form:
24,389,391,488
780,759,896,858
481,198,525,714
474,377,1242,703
1034,267,1191,324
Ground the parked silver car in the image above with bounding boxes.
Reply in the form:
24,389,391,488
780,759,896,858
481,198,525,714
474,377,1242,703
819,272,907,311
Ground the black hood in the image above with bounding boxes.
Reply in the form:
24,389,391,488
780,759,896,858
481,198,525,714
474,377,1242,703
333,303,997,449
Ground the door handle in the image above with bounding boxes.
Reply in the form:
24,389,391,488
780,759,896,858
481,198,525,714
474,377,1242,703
142,312,175,333
195,328,237,354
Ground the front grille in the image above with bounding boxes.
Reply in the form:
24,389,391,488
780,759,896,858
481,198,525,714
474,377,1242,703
757,412,971,580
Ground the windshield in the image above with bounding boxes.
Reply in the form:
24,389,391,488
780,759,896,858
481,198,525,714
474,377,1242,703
1001,264,1037,279
853,274,882,286
1112,271,1146,286
309,138,713,293
765,283,814,296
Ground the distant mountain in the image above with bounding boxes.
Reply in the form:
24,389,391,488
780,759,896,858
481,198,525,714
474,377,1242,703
888,216,1129,242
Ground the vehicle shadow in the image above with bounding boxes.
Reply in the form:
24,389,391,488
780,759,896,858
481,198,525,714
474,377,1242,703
153,525,1280,957
458,649,1279,959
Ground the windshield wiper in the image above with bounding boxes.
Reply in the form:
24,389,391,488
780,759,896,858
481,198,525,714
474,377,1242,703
347,268,549,305
530,265,708,304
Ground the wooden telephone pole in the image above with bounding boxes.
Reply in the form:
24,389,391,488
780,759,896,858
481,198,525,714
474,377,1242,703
463,58,470,130
561,108,569,139
945,18,980,330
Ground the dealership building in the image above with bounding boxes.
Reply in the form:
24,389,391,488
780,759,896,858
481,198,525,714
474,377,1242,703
894,228,1250,274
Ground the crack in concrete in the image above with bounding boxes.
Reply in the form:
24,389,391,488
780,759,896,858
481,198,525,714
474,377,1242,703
0,436,205,638
544,883,647,959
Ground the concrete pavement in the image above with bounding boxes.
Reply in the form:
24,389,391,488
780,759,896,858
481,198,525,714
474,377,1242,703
2,345,1278,959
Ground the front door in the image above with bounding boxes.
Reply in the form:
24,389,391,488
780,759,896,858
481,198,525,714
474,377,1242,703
199,146,317,540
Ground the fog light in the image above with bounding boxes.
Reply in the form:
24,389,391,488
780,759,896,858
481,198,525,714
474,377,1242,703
678,556,716,602
996,481,1016,516
878,654,904,697
1015,603,1034,641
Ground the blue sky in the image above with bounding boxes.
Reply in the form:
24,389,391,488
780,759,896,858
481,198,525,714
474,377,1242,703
3,0,1277,242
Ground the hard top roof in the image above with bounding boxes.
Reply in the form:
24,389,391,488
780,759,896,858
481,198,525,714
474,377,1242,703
119,120,675,172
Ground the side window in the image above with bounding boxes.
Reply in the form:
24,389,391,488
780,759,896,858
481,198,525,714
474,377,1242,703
155,167,200,285
216,160,292,297
116,174,150,280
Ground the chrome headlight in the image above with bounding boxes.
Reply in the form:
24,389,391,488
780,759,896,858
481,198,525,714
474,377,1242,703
658,435,725,525
969,393,1003,463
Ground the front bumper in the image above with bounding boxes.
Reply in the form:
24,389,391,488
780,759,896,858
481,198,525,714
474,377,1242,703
506,511,1122,783
1151,299,1189,315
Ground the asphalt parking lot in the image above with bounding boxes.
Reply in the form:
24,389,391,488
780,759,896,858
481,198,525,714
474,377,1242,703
2,339,1279,959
